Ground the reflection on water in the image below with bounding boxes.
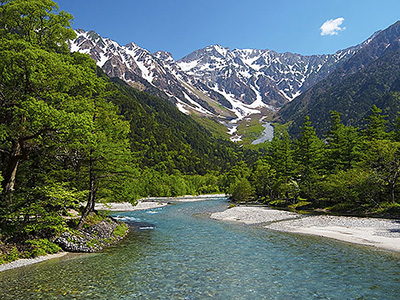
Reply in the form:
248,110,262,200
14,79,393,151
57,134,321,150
1,199,400,299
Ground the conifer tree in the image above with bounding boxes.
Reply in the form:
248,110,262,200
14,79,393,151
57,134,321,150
325,111,360,172
295,116,324,199
364,105,388,140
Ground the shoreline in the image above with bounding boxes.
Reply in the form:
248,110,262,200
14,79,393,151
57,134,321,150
211,206,400,253
0,252,69,273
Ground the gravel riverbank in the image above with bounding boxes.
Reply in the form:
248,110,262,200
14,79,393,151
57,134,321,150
211,206,400,252
95,195,226,211
0,252,69,273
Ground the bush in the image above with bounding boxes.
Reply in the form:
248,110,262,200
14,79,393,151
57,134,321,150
114,223,129,237
25,239,61,258
0,247,19,264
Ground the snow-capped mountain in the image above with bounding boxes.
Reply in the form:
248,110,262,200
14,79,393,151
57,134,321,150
70,29,222,117
176,45,362,109
69,29,367,124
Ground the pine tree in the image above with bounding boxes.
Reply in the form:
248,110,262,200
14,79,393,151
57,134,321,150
295,116,324,199
325,111,360,172
364,105,388,140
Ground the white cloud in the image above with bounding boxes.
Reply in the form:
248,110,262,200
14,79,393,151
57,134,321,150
320,17,346,36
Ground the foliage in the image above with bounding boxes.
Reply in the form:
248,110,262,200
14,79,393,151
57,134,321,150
113,223,128,237
108,78,242,175
230,178,254,203
0,0,247,252
242,108,400,216
0,246,19,264
25,238,61,258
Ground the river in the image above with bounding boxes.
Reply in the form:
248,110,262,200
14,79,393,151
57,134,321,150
1,198,400,299
252,122,274,145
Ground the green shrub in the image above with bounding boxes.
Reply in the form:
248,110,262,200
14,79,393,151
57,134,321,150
0,247,20,264
25,239,61,258
114,223,128,237
83,213,107,228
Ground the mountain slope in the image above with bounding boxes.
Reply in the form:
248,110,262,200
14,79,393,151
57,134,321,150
105,76,241,174
276,21,400,136
70,30,231,119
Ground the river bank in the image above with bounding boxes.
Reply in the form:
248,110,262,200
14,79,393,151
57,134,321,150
211,205,400,252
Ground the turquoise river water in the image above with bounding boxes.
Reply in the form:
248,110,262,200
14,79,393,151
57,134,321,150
1,198,400,299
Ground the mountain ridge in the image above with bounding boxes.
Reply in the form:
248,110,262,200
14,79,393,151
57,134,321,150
69,30,362,122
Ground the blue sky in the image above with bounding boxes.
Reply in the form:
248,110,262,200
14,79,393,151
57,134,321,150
56,0,400,60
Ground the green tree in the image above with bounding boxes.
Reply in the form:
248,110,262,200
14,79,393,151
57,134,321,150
250,159,277,202
0,0,75,52
269,130,295,179
221,161,250,195
362,139,400,204
0,0,88,196
76,81,134,229
295,116,324,199
324,111,360,172
364,105,388,140
0,0,135,233
318,168,381,210
230,178,254,202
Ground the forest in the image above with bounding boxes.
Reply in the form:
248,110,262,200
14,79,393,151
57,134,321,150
226,106,400,217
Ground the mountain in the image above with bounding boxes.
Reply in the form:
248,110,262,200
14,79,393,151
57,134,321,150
176,45,360,109
70,29,228,119
275,21,400,136
69,30,361,133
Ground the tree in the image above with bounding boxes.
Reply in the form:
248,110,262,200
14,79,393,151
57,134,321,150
362,139,400,204
250,159,277,202
295,116,325,199
0,1,135,233
364,105,388,140
268,130,295,179
0,0,87,196
221,161,250,195
76,94,133,229
324,111,360,172
0,0,75,53
230,178,254,203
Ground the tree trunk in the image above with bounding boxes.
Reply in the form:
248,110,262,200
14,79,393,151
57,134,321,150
1,141,21,195
77,153,96,230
